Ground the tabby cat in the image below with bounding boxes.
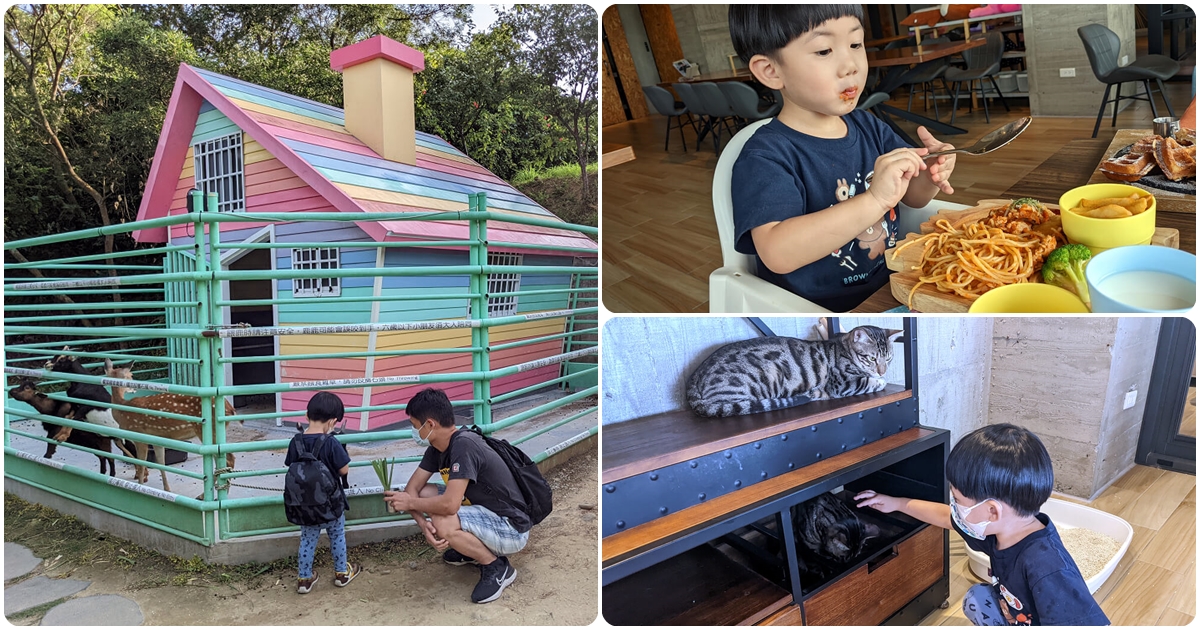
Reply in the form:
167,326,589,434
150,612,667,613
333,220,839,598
793,492,881,578
685,326,902,418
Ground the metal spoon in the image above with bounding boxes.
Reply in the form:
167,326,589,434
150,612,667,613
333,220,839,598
866,116,1032,184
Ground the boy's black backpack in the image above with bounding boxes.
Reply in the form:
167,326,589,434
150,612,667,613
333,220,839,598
283,434,345,526
466,425,553,530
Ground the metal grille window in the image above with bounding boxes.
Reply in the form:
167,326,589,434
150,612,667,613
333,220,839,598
291,248,340,297
487,253,522,317
193,133,245,212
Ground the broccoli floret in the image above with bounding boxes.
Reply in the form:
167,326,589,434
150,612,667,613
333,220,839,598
1041,244,1092,308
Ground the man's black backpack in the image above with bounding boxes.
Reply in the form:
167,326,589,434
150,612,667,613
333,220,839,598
467,425,553,529
283,434,345,526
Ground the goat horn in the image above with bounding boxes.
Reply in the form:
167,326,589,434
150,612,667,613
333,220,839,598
104,358,113,372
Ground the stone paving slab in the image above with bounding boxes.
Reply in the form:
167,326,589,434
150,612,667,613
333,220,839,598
4,576,89,616
40,594,143,626
4,543,41,581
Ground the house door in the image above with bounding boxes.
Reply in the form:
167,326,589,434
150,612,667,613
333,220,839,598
222,229,279,409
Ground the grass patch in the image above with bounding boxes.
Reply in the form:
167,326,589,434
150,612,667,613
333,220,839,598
7,597,70,623
4,492,434,591
512,162,598,187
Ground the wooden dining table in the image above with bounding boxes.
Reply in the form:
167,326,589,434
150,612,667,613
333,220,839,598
852,136,1197,313
657,68,753,88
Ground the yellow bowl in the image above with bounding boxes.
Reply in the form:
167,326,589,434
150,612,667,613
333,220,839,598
1058,183,1156,254
968,283,1090,313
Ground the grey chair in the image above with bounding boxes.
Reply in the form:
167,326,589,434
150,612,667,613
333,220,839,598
945,32,1010,124
642,85,699,152
898,36,952,121
718,81,782,129
690,81,739,152
1078,23,1180,138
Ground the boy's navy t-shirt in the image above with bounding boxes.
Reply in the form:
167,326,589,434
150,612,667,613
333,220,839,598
952,513,1110,625
731,110,909,311
285,433,352,512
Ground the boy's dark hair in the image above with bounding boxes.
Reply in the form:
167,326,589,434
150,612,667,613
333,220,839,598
946,424,1054,517
307,391,344,423
406,388,456,427
729,5,864,64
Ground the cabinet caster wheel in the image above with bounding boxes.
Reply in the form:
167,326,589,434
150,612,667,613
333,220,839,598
939,600,950,609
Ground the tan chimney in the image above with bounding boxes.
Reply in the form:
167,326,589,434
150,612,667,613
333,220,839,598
330,35,425,165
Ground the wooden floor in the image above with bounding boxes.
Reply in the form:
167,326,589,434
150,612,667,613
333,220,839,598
917,465,1196,626
601,81,1195,313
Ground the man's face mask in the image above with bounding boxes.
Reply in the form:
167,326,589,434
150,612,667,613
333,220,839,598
412,420,432,448
951,494,996,540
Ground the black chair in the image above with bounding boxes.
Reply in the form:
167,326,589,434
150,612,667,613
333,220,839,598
642,85,699,152
690,82,739,152
718,81,782,129
945,32,1010,124
1078,23,1181,138
898,36,953,121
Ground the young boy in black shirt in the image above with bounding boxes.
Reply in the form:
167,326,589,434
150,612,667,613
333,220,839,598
855,424,1109,625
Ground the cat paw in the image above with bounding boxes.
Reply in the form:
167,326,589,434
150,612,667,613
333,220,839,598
869,377,888,390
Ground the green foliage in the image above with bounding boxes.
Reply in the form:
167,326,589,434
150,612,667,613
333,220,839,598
5,3,596,251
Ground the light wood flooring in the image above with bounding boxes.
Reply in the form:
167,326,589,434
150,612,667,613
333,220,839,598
601,81,1195,313
918,465,1196,626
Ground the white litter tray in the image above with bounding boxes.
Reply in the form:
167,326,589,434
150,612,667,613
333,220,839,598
965,497,1133,594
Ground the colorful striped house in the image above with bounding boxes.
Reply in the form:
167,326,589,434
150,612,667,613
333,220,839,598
133,36,596,430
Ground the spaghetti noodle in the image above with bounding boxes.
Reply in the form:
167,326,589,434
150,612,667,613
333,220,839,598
894,219,1058,302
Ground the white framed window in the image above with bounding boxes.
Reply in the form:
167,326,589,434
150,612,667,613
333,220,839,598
487,253,522,317
291,248,340,297
193,133,245,212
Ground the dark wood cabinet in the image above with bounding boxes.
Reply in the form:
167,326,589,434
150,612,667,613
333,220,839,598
602,318,950,626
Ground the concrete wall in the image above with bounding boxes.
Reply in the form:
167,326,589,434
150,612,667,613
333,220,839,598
913,318,994,446
670,4,739,76
1024,4,1137,117
601,317,915,425
988,318,1155,499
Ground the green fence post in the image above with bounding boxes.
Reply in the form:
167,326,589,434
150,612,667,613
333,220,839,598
469,192,492,427
192,190,217,545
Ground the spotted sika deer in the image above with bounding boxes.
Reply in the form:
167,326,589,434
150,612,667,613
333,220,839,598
103,359,237,493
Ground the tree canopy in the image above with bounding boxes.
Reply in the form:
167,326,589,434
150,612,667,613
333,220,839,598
4,4,598,259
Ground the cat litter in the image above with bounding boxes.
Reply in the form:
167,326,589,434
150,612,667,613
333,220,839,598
1058,527,1121,581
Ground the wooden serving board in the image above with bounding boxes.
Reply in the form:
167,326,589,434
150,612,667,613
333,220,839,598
884,199,1181,313
1087,129,1196,214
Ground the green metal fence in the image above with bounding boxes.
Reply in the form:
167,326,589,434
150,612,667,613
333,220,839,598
4,191,598,546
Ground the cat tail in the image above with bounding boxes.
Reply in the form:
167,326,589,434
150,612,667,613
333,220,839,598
750,395,812,414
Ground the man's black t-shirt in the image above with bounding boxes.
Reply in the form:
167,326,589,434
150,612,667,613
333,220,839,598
953,513,1110,625
418,429,529,531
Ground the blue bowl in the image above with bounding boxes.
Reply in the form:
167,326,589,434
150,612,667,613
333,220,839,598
1085,246,1196,313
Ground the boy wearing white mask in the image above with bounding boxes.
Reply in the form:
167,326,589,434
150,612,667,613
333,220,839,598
384,388,529,604
855,424,1109,626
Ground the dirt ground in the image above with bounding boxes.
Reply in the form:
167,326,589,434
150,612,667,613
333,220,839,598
6,450,599,626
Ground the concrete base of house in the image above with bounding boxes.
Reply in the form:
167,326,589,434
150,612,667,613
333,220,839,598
4,431,595,565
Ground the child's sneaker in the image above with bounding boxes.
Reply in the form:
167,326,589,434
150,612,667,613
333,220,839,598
333,562,362,587
471,556,517,604
443,549,478,566
297,572,318,594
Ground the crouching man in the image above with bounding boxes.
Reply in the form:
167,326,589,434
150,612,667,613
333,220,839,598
384,388,531,604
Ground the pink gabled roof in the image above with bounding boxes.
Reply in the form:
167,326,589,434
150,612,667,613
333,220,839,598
134,63,596,255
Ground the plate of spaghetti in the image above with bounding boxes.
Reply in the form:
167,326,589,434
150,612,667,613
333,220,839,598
885,199,1066,312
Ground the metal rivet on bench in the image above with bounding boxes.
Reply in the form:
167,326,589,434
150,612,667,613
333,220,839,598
616,520,625,529
815,452,821,459
754,442,761,449
859,412,865,419
659,506,668,515
698,493,706,501
724,450,732,458
841,444,846,451
690,461,698,468
781,434,788,441
837,417,843,424
604,485,615,493
760,471,767,479
649,473,658,481
788,462,794,469
811,426,817,432
734,480,742,487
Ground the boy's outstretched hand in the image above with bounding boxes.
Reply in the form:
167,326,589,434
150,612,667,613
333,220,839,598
855,489,905,513
918,126,956,195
